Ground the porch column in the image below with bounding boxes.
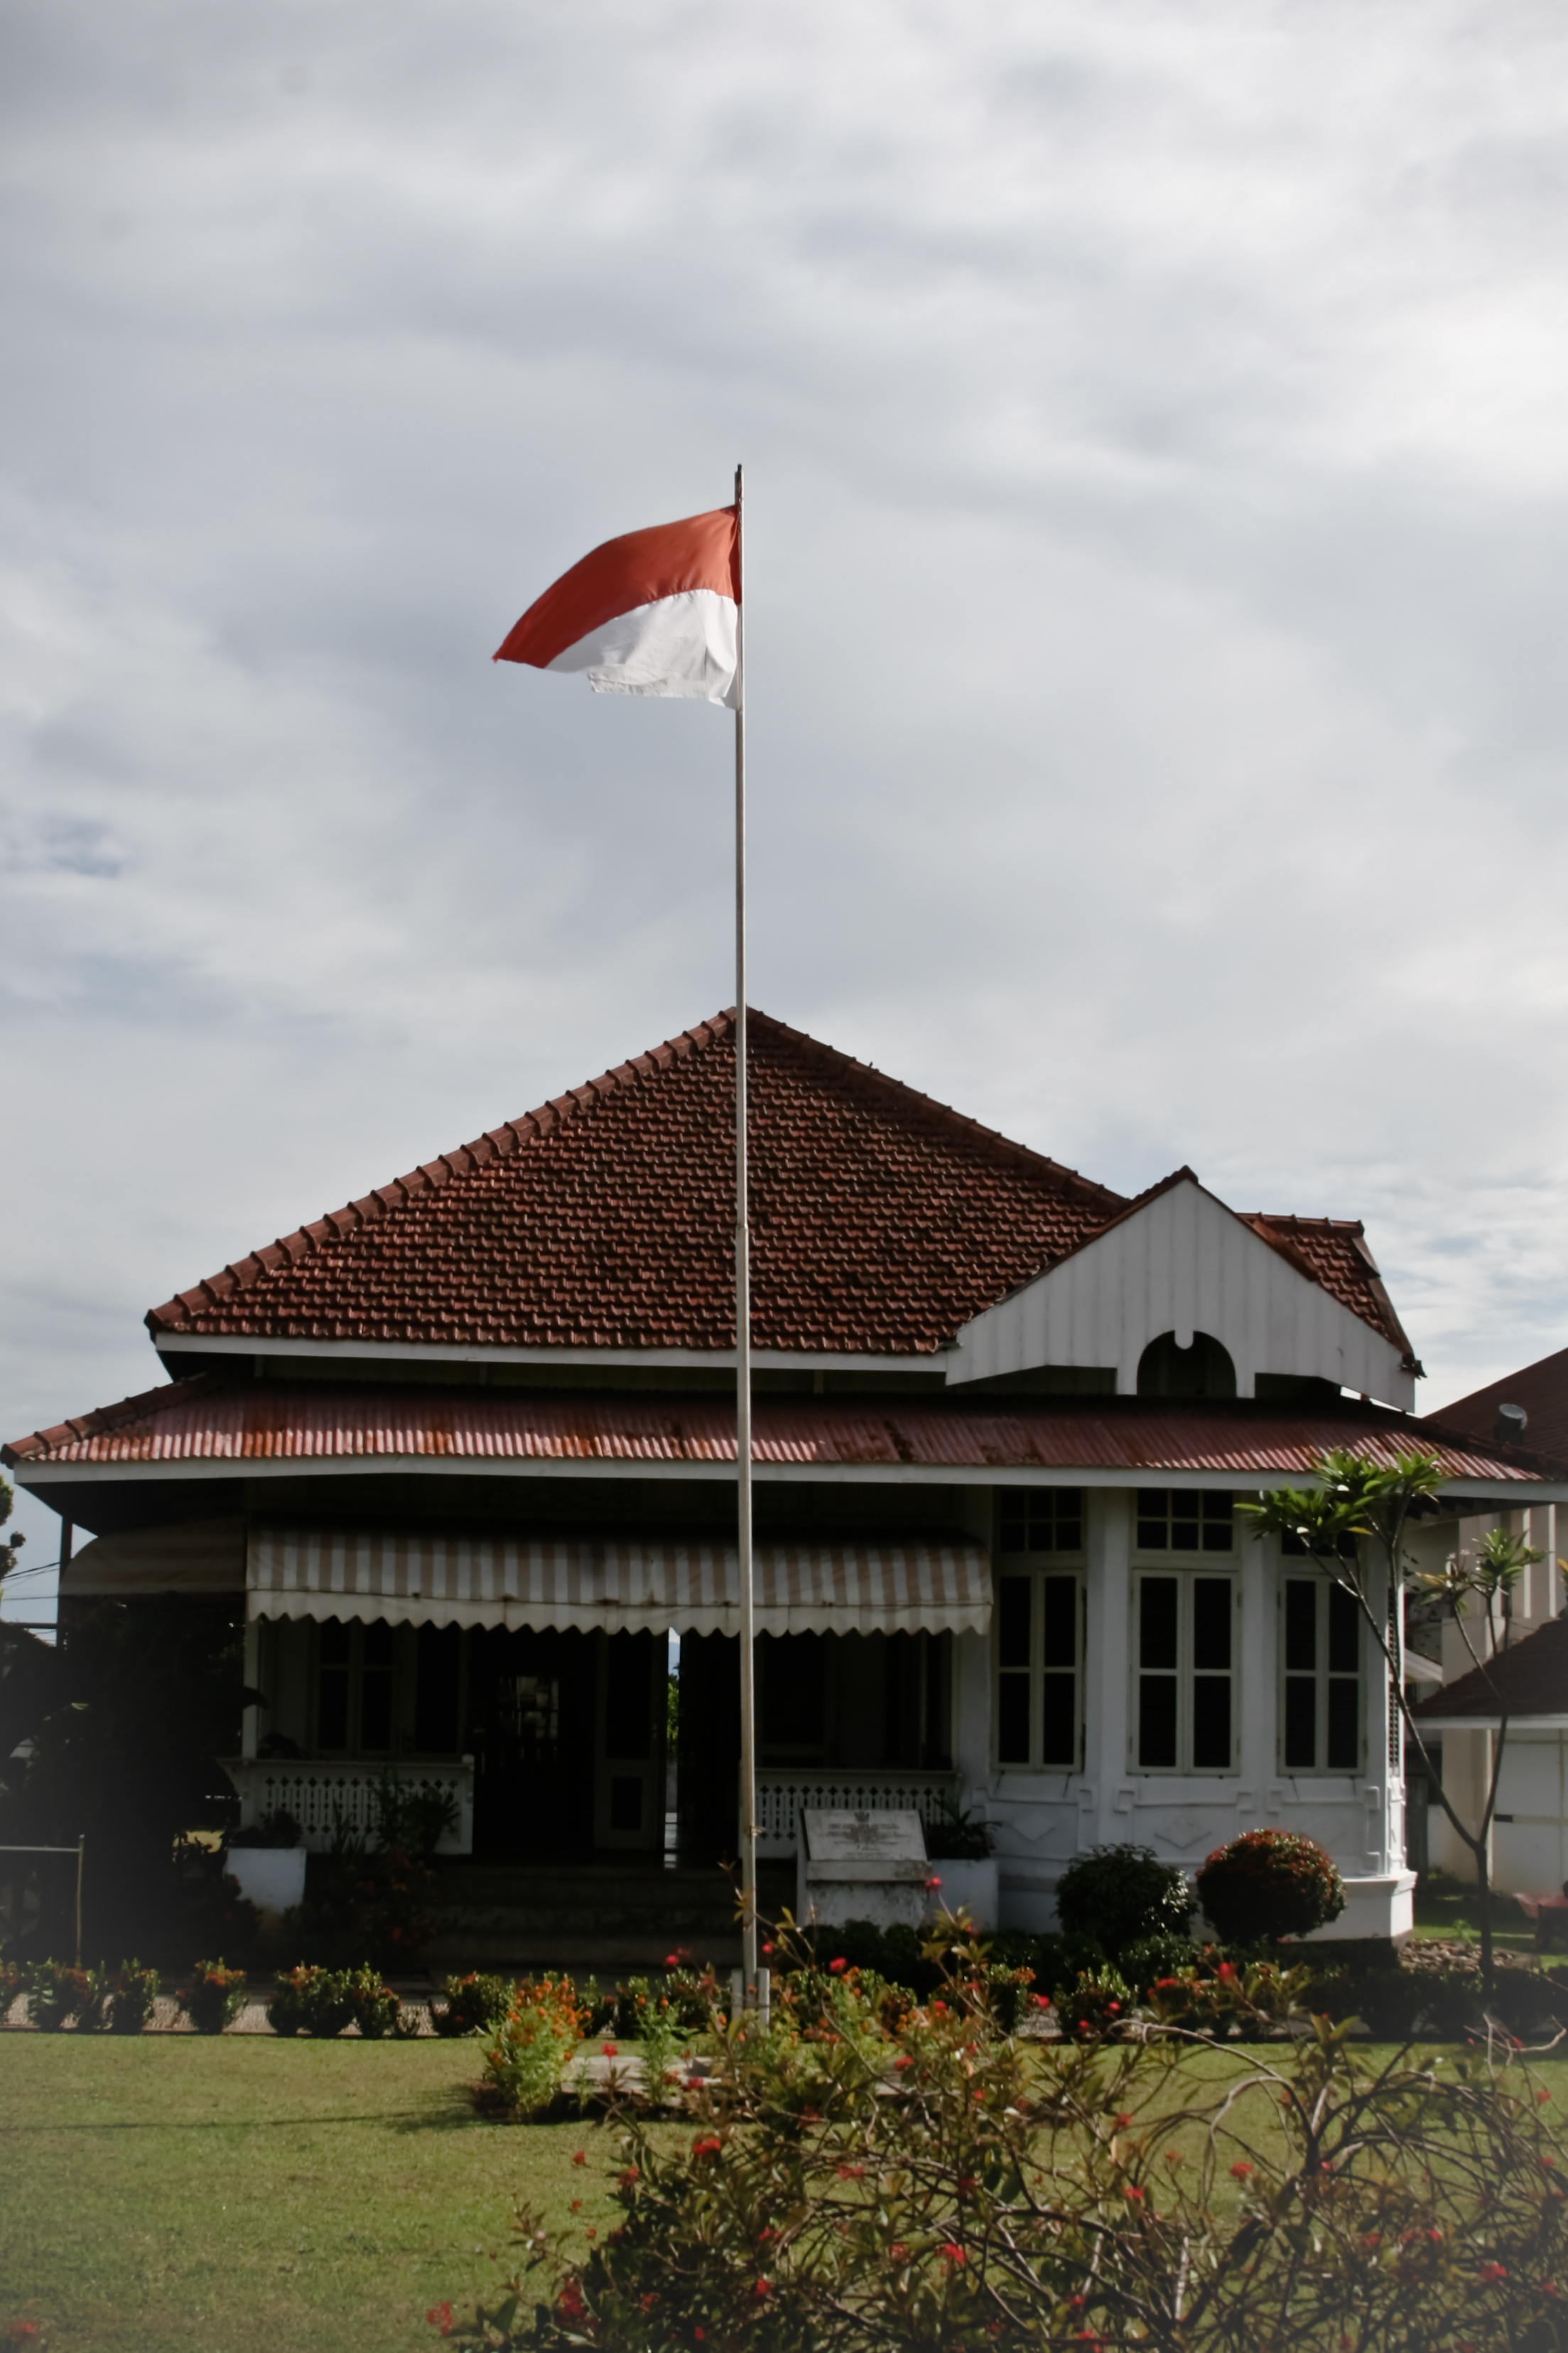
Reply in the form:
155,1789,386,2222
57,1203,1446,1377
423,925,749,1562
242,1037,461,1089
1083,1487,1132,1852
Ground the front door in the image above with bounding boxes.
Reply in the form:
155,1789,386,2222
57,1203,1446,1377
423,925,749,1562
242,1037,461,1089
594,1632,666,1851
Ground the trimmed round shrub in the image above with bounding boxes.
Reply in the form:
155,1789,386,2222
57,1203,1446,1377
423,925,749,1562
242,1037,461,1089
1054,1845,1194,1959
1196,1829,1345,1945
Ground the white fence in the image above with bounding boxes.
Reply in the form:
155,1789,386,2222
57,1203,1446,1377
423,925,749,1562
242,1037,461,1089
222,1759,474,1854
753,1769,959,1858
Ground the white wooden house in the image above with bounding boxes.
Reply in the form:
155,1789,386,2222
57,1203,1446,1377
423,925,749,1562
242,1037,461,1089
7,1007,1562,1944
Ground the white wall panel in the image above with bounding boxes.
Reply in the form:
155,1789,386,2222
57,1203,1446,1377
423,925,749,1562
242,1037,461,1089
947,1178,1412,1407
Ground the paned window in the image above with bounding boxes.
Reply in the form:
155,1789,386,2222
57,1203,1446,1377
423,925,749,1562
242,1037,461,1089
996,1573,1083,1768
315,1619,396,1754
1280,1577,1361,1770
1136,1490,1233,1552
997,1487,1083,1554
1134,1574,1236,1771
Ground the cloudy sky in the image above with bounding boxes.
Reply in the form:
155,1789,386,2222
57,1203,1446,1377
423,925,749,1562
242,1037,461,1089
4,0,1568,1593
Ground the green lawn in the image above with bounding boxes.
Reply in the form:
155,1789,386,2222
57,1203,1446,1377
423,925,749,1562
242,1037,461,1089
6,2032,1567,2353
1412,1877,1536,1950
0,2037,650,2353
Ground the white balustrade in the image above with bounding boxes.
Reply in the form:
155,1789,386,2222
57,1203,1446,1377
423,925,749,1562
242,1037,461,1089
752,1769,959,1858
222,1759,474,1854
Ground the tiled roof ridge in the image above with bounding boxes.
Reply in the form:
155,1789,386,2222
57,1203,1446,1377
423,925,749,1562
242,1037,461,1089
1242,1213,1417,1364
144,1006,1128,1337
144,1011,737,1332
748,1007,1128,1210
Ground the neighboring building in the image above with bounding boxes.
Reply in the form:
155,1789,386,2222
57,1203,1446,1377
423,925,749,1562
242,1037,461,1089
1404,1346,1568,1890
1411,1615,1568,1898
6,1007,1562,1942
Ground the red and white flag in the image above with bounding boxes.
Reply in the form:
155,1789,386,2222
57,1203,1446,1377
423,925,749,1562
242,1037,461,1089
494,504,740,707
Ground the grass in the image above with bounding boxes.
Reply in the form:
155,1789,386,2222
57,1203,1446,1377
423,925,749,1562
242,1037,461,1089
0,2035,663,2353
6,2032,1568,2352
1412,1875,1537,1951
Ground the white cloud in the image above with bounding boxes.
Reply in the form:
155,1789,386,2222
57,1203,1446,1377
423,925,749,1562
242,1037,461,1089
4,0,1568,1485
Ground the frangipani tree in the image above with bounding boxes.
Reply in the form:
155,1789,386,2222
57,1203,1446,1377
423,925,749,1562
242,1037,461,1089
1239,1449,1542,1991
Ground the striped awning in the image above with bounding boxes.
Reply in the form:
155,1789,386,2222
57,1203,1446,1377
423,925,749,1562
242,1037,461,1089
246,1527,990,1637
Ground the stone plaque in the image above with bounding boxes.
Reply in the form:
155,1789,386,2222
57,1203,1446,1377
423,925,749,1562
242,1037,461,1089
803,1808,927,1863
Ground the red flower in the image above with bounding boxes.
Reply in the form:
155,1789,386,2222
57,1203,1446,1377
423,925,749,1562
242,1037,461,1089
890,2244,909,2261
829,1957,848,1974
894,2055,914,2070
694,2332,705,2344
602,2042,618,2056
939,2242,966,2265
618,2168,640,2189
556,2279,587,2321
692,2135,723,2160
1230,2162,1253,2180
572,2149,587,2165
752,2278,771,2298
1115,2114,1132,2128
836,2163,865,2180
1478,2263,1508,2284
1123,2185,1145,2202
426,2304,455,2337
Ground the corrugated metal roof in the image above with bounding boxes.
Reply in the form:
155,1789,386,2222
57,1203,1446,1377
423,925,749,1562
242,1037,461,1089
4,1379,1547,1483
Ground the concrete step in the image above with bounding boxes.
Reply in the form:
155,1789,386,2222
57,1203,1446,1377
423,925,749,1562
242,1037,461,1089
425,1860,792,1974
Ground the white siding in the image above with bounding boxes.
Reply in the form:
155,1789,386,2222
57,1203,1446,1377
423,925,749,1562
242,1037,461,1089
946,1178,1412,1406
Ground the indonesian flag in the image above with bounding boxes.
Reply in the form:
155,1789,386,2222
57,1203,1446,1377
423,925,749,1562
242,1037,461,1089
494,504,740,707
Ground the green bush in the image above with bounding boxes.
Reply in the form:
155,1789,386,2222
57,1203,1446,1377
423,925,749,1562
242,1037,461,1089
1118,1931,1201,1995
1051,1961,1135,2041
269,1962,356,2039
179,1957,247,2034
343,1964,401,2039
437,1929,1568,2353
1054,1843,1194,1959
23,1960,98,2032
434,1971,514,2038
106,1958,160,2034
1196,1829,1345,1944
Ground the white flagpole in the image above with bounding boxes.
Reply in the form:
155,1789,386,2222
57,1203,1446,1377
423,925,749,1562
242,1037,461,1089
733,462,759,2008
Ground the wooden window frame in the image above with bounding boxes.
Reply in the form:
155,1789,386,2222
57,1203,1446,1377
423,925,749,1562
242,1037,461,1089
994,1566,1085,1773
1130,1569,1239,1775
1278,1573,1363,1775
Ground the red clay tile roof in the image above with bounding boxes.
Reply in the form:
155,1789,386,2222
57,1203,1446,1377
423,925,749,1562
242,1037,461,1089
4,1379,1543,1483
141,1007,1408,1360
145,1009,1131,1357
1410,1615,1568,1721
1242,1215,1415,1365
1434,1345,1568,1465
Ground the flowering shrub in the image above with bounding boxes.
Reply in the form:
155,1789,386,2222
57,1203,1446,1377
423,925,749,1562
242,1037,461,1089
1145,1956,1314,2040
1055,1843,1195,1959
1196,1829,1346,1946
1052,1962,1135,2042
435,1973,515,2039
479,1975,593,2121
106,1959,161,2035
620,1978,691,2107
23,1961,99,2032
343,1964,403,2039
269,1963,357,2039
179,1957,247,2035
433,1929,1568,2352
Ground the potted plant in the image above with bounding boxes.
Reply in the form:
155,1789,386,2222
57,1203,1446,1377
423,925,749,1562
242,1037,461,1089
921,1801,999,1928
224,1809,307,1917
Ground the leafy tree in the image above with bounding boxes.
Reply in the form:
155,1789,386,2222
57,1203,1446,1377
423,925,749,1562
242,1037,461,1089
1239,1448,1541,1991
